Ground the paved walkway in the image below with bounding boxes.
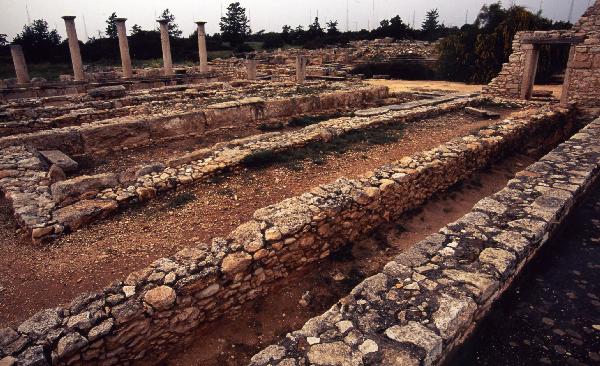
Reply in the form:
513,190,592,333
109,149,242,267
447,182,600,365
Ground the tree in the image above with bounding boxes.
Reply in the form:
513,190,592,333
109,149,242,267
105,12,118,39
282,25,292,44
437,4,571,83
159,9,182,38
326,20,340,36
131,24,143,36
0,34,7,47
13,19,63,62
220,2,251,46
422,9,440,41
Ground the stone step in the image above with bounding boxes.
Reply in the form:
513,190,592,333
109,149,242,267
39,150,79,173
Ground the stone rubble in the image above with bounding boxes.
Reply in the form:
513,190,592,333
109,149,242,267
0,97,580,366
248,117,600,366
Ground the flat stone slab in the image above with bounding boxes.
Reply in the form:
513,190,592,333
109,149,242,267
465,106,501,119
39,150,78,173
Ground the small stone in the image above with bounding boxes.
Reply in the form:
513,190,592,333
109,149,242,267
336,320,353,334
0,357,17,366
307,337,320,345
56,333,88,359
264,227,282,241
87,319,113,341
123,286,136,298
221,252,253,275
358,339,379,354
144,286,176,310
542,317,555,326
17,308,62,338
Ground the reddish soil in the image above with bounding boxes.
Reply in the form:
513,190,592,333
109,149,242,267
0,108,516,327
164,153,536,366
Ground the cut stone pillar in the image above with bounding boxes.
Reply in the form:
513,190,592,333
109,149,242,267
10,45,30,84
296,55,308,84
520,44,540,100
157,19,174,76
195,21,209,72
246,55,257,80
115,18,133,78
62,16,85,81
560,45,577,108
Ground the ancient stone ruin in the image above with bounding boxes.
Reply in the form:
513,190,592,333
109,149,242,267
1,2,600,366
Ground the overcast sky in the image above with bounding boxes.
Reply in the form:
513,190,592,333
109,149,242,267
0,0,593,41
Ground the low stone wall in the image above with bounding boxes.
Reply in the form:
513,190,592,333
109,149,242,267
249,118,600,366
0,92,473,244
0,103,576,366
0,73,221,102
0,85,388,156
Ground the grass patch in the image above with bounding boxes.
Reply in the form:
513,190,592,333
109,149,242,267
241,123,406,171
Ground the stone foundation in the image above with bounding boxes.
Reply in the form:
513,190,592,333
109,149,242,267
0,101,578,366
249,116,600,366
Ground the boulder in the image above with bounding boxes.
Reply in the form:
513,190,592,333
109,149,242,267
144,286,176,311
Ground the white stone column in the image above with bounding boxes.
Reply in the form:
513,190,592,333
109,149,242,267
195,21,209,72
62,16,85,81
296,55,307,84
10,45,30,84
246,55,257,80
157,19,174,76
115,18,133,78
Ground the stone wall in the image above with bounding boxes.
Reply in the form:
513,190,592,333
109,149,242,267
564,0,600,113
0,92,469,244
0,85,388,156
484,0,600,112
0,72,221,102
0,102,576,366
249,116,600,366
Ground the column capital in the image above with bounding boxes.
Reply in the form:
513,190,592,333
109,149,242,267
115,18,127,23
157,19,170,25
62,15,76,21
195,21,207,25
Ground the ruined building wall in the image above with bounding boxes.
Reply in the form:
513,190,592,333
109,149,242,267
485,0,600,111
566,1,600,112
0,104,575,366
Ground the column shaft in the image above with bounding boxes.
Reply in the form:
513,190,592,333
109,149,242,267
196,22,208,72
247,59,257,80
158,21,174,76
116,19,133,78
296,55,307,84
10,45,30,84
62,16,85,81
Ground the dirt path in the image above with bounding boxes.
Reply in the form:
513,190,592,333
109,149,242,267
165,153,536,366
367,80,563,99
0,109,513,327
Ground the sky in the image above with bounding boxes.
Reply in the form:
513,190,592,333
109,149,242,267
0,0,593,41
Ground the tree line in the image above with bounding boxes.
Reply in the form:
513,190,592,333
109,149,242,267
0,2,575,84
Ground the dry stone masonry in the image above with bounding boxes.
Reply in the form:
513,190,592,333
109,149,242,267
485,0,600,114
0,97,580,365
249,117,600,366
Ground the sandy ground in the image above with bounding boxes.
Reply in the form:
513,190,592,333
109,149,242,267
366,79,564,99
0,107,518,327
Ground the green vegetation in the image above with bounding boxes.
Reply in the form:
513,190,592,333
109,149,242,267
241,123,405,171
436,3,572,83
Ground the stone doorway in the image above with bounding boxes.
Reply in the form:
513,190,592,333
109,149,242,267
519,34,583,106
